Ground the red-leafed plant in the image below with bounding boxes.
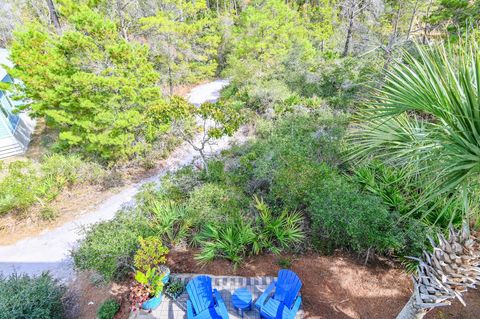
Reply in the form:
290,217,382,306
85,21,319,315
128,282,152,312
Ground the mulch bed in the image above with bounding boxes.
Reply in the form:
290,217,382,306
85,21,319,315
167,249,480,319
73,249,480,319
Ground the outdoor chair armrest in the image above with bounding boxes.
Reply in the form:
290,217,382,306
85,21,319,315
187,300,196,319
213,289,229,319
255,280,276,309
288,296,302,319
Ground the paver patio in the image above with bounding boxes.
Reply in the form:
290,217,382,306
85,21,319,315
129,274,304,319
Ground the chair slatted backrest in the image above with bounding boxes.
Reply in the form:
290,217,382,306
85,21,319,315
187,276,215,314
274,269,302,309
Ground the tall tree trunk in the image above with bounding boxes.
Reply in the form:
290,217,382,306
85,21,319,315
406,0,419,40
422,0,433,44
342,11,354,57
45,0,61,33
168,63,173,96
395,296,429,319
383,2,403,71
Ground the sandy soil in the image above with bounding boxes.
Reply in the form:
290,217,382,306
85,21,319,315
75,250,480,319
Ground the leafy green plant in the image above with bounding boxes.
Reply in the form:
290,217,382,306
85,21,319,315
194,197,305,265
308,172,427,258
73,210,155,281
134,267,165,297
0,272,65,319
350,39,480,224
277,257,293,269
0,155,105,216
253,196,304,254
133,236,169,273
186,183,247,226
165,278,185,299
149,201,191,246
97,299,120,319
194,218,256,265
39,206,58,221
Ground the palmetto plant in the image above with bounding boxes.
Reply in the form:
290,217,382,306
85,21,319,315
396,225,480,319
194,197,305,265
150,201,191,246
350,39,480,223
253,196,305,254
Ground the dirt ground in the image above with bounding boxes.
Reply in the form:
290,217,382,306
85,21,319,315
75,250,480,319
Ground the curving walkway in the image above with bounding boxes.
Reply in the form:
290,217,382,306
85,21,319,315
0,80,236,282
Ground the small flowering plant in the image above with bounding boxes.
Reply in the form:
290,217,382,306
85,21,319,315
129,267,166,311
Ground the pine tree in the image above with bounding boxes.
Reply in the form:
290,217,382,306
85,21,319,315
9,6,169,162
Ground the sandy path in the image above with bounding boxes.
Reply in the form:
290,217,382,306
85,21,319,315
0,80,239,282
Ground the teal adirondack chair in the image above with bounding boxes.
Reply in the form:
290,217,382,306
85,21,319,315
186,275,229,319
255,270,302,319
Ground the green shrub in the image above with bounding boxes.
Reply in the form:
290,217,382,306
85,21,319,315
0,272,65,319
186,183,247,226
277,256,293,268
0,161,39,214
149,200,191,246
308,172,427,257
201,160,226,183
157,167,201,201
253,196,304,253
194,198,305,265
133,236,169,272
73,209,155,280
0,155,105,215
194,217,256,265
352,161,464,228
231,111,347,210
39,206,58,221
97,299,120,319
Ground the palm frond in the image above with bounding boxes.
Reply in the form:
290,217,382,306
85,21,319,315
349,39,480,224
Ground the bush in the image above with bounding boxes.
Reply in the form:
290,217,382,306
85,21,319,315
97,299,120,319
39,206,58,221
0,272,65,319
73,209,156,280
308,172,427,257
133,236,169,272
0,155,105,215
148,200,191,246
157,167,201,202
185,183,248,226
230,111,347,210
194,198,305,265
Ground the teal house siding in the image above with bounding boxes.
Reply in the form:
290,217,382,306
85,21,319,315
0,48,35,158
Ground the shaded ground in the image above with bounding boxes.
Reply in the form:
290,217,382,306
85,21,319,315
76,250,480,319
66,272,130,319
167,249,480,319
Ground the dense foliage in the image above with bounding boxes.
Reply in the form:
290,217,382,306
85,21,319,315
97,299,120,319
3,0,478,303
0,154,104,215
9,7,169,162
350,39,480,226
73,211,155,280
0,273,65,319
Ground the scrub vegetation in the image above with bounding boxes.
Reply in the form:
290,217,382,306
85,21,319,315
0,0,479,318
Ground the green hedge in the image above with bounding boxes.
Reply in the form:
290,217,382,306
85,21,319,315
0,272,65,319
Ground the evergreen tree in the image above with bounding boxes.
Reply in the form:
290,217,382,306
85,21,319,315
140,0,221,95
8,7,169,162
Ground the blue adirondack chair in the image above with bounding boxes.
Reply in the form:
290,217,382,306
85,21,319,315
186,275,229,319
255,270,302,319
